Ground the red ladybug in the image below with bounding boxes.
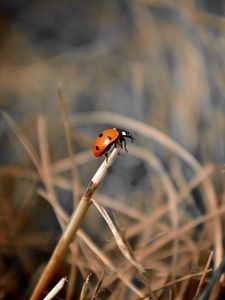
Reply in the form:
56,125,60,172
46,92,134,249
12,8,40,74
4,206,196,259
93,128,135,158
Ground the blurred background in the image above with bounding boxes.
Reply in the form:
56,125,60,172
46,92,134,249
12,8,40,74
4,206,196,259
1,0,225,299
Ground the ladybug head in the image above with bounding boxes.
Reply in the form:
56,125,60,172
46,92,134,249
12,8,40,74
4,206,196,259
118,129,135,142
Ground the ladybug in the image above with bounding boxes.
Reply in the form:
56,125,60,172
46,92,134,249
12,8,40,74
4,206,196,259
93,128,135,158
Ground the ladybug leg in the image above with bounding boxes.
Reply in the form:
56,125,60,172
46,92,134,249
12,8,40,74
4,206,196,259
105,152,109,161
114,142,121,155
122,138,128,152
104,143,115,160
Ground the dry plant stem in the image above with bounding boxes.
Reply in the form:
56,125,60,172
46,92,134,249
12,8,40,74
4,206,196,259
91,271,104,300
30,146,121,300
193,251,213,300
79,273,92,300
57,84,80,207
43,277,67,300
65,262,77,300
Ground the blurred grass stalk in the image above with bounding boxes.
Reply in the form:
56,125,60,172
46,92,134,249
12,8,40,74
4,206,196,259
43,277,67,300
30,145,121,300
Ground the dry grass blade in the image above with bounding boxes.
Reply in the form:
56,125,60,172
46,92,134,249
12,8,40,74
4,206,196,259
93,200,157,300
65,263,77,300
93,199,145,273
152,269,212,293
90,271,104,300
58,84,80,207
193,251,213,300
199,254,225,300
2,112,41,174
79,273,92,300
37,115,67,227
43,277,67,300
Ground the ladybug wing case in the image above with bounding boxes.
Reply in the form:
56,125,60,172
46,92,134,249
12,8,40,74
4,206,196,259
93,128,119,157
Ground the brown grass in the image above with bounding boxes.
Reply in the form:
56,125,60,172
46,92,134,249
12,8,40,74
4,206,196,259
1,108,224,299
1,1,225,299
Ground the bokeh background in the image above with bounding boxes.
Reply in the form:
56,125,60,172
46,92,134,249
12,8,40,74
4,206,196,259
1,1,225,299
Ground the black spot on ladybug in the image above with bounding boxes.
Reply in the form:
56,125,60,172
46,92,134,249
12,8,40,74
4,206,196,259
107,136,112,140
95,146,100,150
98,133,103,137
